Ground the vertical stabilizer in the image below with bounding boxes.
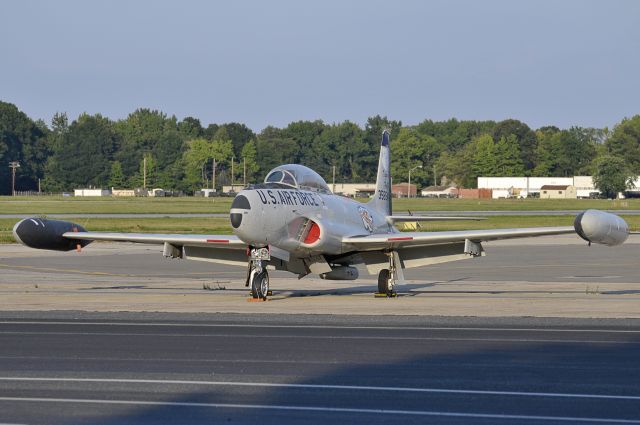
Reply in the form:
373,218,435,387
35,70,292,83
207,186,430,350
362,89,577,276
368,130,392,216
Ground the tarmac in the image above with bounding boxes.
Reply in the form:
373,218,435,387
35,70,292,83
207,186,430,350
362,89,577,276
0,235,638,318
2,236,640,423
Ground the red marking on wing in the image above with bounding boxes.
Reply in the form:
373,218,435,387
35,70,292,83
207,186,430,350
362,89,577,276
207,239,229,243
387,236,413,241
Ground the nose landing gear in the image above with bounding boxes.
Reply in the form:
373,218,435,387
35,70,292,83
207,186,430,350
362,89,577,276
247,247,271,301
250,265,269,300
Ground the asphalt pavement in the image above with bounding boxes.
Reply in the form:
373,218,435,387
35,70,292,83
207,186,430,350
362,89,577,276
0,313,639,424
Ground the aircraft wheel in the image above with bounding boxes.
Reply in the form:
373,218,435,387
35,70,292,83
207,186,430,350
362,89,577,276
252,271,269,301
378,269,390,294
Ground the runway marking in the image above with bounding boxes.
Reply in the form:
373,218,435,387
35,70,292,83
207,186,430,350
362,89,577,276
0,396,638,423
2,321,640,333
0,331,636,344
1,377,639,401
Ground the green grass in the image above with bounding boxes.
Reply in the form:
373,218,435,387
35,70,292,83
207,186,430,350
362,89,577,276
3,215,639,244
391,197,640,211
1,196,639,215
0,196,233,214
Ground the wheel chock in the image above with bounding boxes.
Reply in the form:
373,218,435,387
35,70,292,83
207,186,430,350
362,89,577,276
374,292,398,298
247,290,273,297
247,298,270,302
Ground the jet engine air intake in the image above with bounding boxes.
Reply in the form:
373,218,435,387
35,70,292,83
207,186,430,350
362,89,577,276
301,220,321,245
574,209,629,246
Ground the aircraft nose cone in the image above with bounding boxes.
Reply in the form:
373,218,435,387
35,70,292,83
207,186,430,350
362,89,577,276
230,194,251,229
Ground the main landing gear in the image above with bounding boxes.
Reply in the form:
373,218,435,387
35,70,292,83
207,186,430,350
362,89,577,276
246,247,271,301
376,251,403,298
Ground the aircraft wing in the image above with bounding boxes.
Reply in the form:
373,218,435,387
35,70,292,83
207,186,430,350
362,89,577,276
342,226,575,251
63,231,244,248
12,218,250,267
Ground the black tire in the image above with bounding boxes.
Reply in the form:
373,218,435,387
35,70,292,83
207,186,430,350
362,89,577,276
250,270,259,299
378,269,390,294
252,271,269,300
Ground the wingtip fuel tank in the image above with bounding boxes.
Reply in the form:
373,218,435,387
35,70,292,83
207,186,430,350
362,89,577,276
13,218,92,251
574,209,629,246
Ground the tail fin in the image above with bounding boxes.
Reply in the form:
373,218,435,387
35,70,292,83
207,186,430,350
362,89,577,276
368,130,392,216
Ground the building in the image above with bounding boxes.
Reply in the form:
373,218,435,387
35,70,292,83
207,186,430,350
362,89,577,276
111,189,136,197
540,185,577,199
331,183,376,197
478,176,599,199
457,188,493,199
74,188,111,197
420,185,458,198
392,183,417,198
222,184,245,194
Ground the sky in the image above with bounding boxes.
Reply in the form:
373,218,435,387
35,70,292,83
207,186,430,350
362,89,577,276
1,0,639,131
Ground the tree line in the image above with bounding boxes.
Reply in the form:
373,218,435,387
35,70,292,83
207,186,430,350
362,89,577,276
1,100,639,196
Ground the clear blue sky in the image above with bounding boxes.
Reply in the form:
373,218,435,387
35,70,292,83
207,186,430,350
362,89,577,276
1,0,638,131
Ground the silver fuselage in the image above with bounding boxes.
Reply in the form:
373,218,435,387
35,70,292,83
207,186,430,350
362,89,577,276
231,187,397,257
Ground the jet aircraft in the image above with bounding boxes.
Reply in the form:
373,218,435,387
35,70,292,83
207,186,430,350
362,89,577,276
13,131,630,300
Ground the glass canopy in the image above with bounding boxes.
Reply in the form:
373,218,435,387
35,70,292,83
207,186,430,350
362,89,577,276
264,164,331,193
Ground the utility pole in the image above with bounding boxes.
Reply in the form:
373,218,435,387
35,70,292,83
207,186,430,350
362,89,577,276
212,158,216,190
433,164,437,187
143,156,147,190
408,165,422,199
231,156,234,191
9,161,20,196
332,165,336,193
243,157,246,186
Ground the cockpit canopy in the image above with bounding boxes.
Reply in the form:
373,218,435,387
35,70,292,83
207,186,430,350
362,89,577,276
264,164,331,193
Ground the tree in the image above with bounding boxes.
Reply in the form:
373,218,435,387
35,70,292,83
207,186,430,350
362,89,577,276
255,127,299,177
494,135,525,176
178,117,203,139
606,115,640,174
492,119,537,171
436,147,476,188
533,128,597,177
315,121,364,183
182,138,233,190
130,154,157,188
390,128,431,187
114,109,183,183
240,139,259,183
108,161,125,188
0,101,49,194
356,115,402,182
216,123,256,157
592,155,635,199
44,113,118,191
472,134,498,177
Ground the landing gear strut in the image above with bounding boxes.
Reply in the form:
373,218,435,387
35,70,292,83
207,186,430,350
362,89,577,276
247,247,270,301
250,267,269,300
376,251,403,298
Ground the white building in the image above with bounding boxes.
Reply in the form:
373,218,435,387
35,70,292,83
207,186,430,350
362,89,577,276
477,176,599,199
74,188,111,197
331,183,376,197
